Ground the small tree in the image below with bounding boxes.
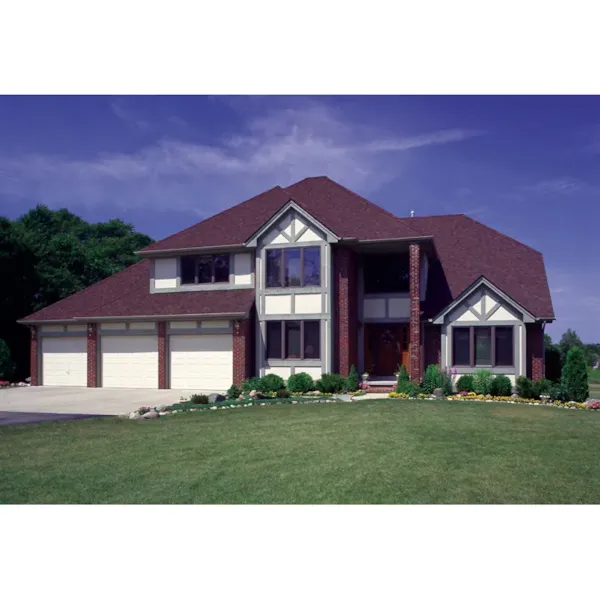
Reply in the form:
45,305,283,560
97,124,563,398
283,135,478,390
558,329,584,365
345,365,360,393
0,339,15,381
561,346,589,402
422,364,440,394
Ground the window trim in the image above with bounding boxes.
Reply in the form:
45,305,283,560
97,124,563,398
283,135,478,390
265,246,321,289
265,320,321,360
181,254,231,285
452,325,514,368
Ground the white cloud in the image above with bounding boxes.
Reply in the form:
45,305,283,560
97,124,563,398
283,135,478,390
0,102,486,216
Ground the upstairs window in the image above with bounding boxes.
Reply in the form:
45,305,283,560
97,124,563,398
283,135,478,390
266,247,321,288
363,253,409,294
180,254,230,285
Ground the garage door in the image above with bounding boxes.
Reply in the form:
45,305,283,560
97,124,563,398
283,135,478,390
41,337,87,387
169,334,233,391
101,335,158,389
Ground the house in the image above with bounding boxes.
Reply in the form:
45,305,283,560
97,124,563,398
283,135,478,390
18,176,555,392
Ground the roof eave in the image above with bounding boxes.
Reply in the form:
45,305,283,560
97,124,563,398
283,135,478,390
135,244,246,257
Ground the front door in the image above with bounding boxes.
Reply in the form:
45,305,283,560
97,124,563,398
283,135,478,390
364,324,409,376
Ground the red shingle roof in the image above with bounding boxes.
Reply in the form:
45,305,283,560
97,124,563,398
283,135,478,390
21,260,254,322
20,176,554,323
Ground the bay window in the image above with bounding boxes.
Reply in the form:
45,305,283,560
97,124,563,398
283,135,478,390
452,326,514,368
266,320,320,360
266,247,321,288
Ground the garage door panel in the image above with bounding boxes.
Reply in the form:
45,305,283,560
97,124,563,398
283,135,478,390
169,334,232,391
41,337,87,387
101,335,158,389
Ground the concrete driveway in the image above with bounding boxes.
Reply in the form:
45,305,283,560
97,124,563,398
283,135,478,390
0,386,200,419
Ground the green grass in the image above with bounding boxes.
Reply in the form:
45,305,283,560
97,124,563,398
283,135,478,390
2,398,600,504
588,368,600,398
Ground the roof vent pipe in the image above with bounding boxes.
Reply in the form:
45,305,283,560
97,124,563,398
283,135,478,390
410,210,415,217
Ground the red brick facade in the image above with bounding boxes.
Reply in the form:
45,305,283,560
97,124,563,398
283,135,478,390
334,246,358,376
87,323,98,387
409,243,421,380
158,321,167,389
30,326,39,386
233,318,252,386
526,322,544,381
423,324,441,368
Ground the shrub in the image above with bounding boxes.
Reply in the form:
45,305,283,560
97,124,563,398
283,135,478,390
549,382,568,402
456,375,475,393
242,377,262,393
396,364,409,384
0,339,15,381
490,375,512,397
533,378,552,398
287,372,315,393
395,380,420,397
276,388,291,399
438,367,453,396
345,364,360,393
226,384,241,401
473,370,494,395
422,364,440,394
190,394,209,404
258,374,286,393
516,376,535,399
561,346,589,402
316,373,346,394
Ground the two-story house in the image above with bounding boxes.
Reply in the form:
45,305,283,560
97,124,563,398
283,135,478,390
19,176,555,392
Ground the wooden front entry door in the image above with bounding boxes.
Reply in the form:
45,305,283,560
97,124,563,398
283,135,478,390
364,324,410,376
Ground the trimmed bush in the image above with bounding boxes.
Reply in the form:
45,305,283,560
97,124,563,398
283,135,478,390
396,364,409,384
490,375,512,397
190,394,209,405
533,378,552,399
258,374,286,393
473,370,494,395
516,376,534,399
345,364,360,393
226,385,241,401
276,388,291,399
316,373,346,394
242,377,262,393
287,372,315,394
456,375,475,393
561,346,589,401
438,367,453,396
550,382,568,402
395,380,420,397
0,339,15,381
422,364,440,394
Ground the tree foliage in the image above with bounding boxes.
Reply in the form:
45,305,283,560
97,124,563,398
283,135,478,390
558,329,584,366
561,347,589,402
0,205,153,380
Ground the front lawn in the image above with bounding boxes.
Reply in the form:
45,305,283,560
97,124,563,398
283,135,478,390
2,398,600,503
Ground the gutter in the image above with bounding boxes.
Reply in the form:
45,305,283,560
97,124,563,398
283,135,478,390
136,244,245,257
17,312,249,326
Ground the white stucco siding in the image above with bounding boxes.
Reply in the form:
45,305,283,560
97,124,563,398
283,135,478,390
100,322,127,331
296,226,324,243
129,322,155,330
294,294,321,314
264,366,292,379
265,295,292,315
295,366,322,379
364,298,386,319
233,253,252,285
388,297,410,319
201,320,230,329
489,305,519,321
154,258,178,289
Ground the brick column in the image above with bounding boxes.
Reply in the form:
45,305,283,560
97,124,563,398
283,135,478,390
87,323,98,387
233,319,251,386
409,243,421,381
30,326,39,386
158,321,167,389
334,246,358,376
526,323,544,381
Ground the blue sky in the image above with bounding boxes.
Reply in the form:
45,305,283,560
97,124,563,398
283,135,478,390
0,96,598,342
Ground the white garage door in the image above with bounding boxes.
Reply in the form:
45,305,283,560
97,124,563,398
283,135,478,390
169,334,233,391
41,337,87,387
101,335,158,389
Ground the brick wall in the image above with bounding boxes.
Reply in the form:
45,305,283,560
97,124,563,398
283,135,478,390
158,321,167,389
233,318,252,386
334,246,358,376
409,243,421,380
87,323,98,387
30,326,39,386
526,322,544,381
423,324,441,368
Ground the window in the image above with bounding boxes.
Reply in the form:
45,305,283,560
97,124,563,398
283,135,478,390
452,326,514,368
266,247,321,288
364,253,409,294
265,320,321,360
180,254,230,285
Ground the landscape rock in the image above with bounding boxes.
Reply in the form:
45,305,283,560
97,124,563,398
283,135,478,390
511,393,519,398
142,410,159,419
249,390,258,398
155,404,166,412
238,394,244,400
432,388,443,399
208,393,226,403
159,411,168,416
129,412,142,420
333,394,353,403
25,377,31,383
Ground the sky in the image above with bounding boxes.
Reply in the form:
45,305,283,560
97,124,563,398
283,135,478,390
0,96,598,342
